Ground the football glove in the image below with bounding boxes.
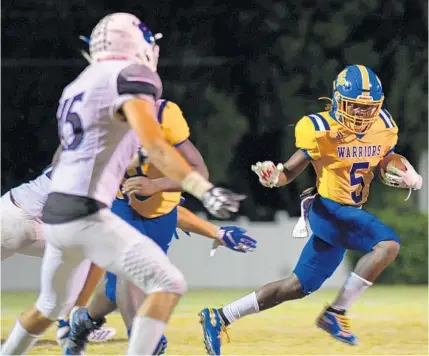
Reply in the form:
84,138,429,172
218,226,257,252
210,226,258,256
251,161,284,188
202,187,246,219
380,158,422,201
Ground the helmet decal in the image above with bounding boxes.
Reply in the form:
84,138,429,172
138,23,156,45
336,69,352,92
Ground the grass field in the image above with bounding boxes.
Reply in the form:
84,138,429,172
1,286,428,355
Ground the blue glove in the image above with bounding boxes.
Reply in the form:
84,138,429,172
216,226,257,253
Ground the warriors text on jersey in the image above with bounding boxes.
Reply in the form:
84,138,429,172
49,60,162,208
295,109,398,205
117,99,190,218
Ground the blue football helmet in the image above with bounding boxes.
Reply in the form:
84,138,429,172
332,65,384,134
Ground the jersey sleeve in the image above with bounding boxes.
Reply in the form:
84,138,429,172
379,109,398,156
110,64,163,115
160,101,190,146
295,116,320,160
384,125,398,156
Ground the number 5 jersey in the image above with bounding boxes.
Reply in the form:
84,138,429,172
295,109,398,206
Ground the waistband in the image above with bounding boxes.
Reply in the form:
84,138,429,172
318,195,362,209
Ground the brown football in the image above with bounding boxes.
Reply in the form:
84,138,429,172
378,153,407,179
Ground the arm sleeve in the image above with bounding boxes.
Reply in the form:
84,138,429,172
295,116,320,160
160,101,190,146
110,64,163,116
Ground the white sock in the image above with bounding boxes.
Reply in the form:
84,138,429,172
127,316,166,355
331,272,373,311
222,291,260,324
1,320,40,355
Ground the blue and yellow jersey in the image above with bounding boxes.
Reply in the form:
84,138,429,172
295,109,398,206
117,99,190,218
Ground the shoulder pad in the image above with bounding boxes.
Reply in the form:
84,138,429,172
117,64,163,99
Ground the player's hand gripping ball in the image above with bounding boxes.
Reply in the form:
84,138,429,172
378,153,422,190
251,161,284,188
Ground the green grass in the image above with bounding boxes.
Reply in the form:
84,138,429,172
2,286,428,355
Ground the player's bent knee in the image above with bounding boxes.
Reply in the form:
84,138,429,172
35,296,74,321
155,264,187,296
374,240,401,262
120,241,187,296
1,229,27,251
36,287,81,320
293,270,328,295
286,274,306,299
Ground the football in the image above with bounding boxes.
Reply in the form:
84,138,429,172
378,153,407,178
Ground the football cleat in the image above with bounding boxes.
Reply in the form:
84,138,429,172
153,335,168,355
316,307,358,345
198,308,230,355
63,307,106,355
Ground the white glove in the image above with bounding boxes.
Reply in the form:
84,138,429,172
251,161,284,188
381,158,422,201
202,187,246,219
382,158,422,189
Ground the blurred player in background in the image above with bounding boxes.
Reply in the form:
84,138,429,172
199,64,423,354
1,12,245,355
1,149,106,338
64,99,257,354
2,165,54,261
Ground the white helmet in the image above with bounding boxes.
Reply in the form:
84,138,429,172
89,13,161,72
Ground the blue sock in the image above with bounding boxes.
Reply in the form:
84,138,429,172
127,328,132,339
58,319,69,327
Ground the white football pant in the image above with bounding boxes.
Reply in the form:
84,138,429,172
36,208,186,320
1,192,45,260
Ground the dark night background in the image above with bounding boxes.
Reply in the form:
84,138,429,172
2,0,428,220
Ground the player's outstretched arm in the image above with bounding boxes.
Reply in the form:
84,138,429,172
177,206,257,253
252,149,310,188
122,98,244,218
177,205,219,238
